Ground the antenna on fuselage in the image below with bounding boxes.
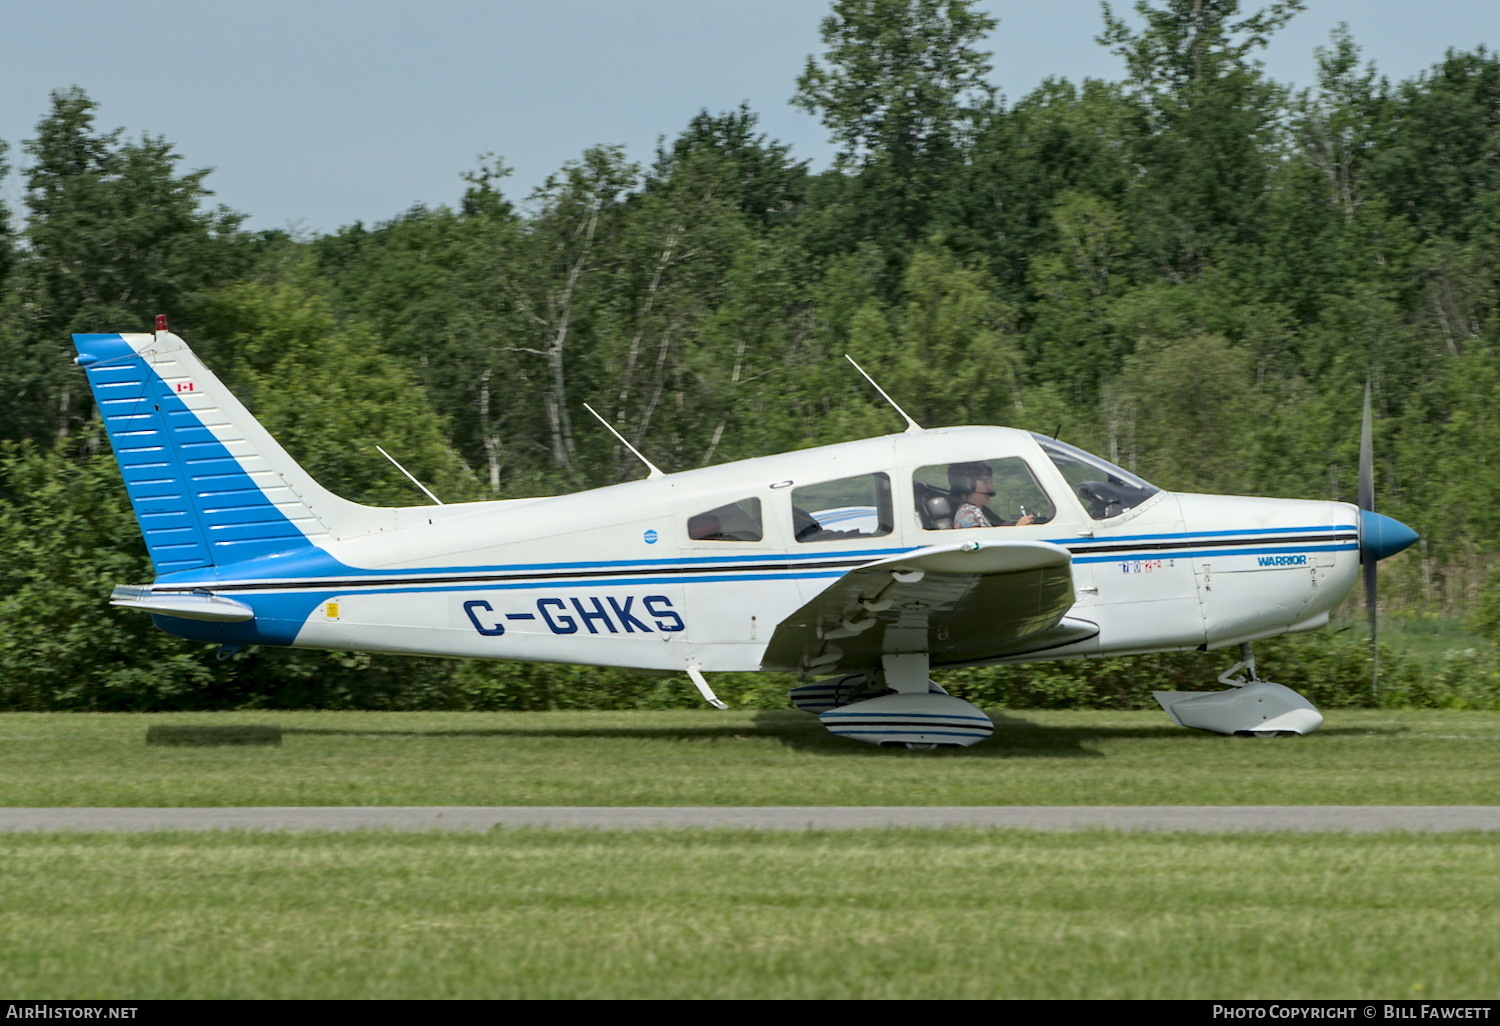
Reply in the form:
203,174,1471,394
845,355,922,432
583,403,666,479
376,446,445,505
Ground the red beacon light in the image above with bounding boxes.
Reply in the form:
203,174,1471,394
155,314,168,333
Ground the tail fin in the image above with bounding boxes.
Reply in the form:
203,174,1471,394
74,329,391,576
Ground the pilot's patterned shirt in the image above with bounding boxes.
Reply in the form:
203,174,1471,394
954,502,987,529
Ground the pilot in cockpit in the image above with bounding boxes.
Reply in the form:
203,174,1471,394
949,461,1037,529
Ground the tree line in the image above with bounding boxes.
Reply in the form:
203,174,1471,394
2,0,1498,710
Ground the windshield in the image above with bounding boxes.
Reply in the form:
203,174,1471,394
1032,434,1160,521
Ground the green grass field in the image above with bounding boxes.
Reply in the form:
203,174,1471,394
3,829,1496,999
3,708,1497,999
2,708,1497,806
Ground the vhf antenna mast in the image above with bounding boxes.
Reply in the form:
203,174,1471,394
376,446,444,505
845,355,922,432
583,403,666,479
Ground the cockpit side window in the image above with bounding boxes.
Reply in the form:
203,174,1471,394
913,457,1055,530
686,498,763,542
1034,435,1160,521
791,473,894,543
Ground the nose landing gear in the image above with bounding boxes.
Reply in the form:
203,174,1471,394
1153,644,1324,736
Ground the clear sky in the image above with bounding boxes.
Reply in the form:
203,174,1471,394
2,0,1493,235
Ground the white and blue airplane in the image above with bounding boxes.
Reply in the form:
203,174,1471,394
74,322,1418,748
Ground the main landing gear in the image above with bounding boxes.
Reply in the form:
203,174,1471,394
789,652,995,749
1153,644,1324,736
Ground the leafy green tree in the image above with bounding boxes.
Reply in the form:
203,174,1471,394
485,146,640,486
459,154,517,221
309,201,512,491
313,205,484,359
1222,27,1418,380
648,105,809,229
793,0,997,252
1370,47,1500,243
191,281,477,506
624,109,820,468
576,109,821,479
1104,332,1254,493
1024,191,1135,402
1291,24,1385,217
1099,1,1302,276
940,77,1135,300
0,87,247,446
0,443,217,709
683,237,824,463
1099,0,1304,98
1468,565,1500,643
1393,349,1500,560
846,239,1020,429
0,138,12,289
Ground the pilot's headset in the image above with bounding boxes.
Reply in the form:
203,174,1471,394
947,461,992,499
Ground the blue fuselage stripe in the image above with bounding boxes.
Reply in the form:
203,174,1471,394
1071,542,1357,564
157,522,1356,587
173,530,1354,595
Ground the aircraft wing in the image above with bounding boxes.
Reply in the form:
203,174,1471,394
761,539,1095,676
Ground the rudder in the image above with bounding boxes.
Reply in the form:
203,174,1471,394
74,329,385,576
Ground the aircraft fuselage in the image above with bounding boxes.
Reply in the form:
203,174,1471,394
140,426,1360,675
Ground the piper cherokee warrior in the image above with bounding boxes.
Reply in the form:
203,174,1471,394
73,322,1418,749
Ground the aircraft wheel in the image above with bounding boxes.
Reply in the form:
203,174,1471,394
905,742,939,751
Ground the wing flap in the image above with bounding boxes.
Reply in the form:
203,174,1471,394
762,539,1088,675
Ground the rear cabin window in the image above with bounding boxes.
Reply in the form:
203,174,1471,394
791,473,894,543
686,498,763,542
912,457,1056,530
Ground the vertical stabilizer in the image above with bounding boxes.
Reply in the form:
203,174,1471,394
74,330,392,575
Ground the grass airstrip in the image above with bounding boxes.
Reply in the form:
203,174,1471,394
3,707,1499,806
2,708,1497,998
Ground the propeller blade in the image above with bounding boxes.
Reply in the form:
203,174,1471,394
1359,382,1374,514
1355,386,1420,697
1365,533,1379,693
1360,383,1378,695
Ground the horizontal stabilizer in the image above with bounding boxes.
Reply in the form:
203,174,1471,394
110,585,255,622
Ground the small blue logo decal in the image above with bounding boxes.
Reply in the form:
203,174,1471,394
643,529,658,544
